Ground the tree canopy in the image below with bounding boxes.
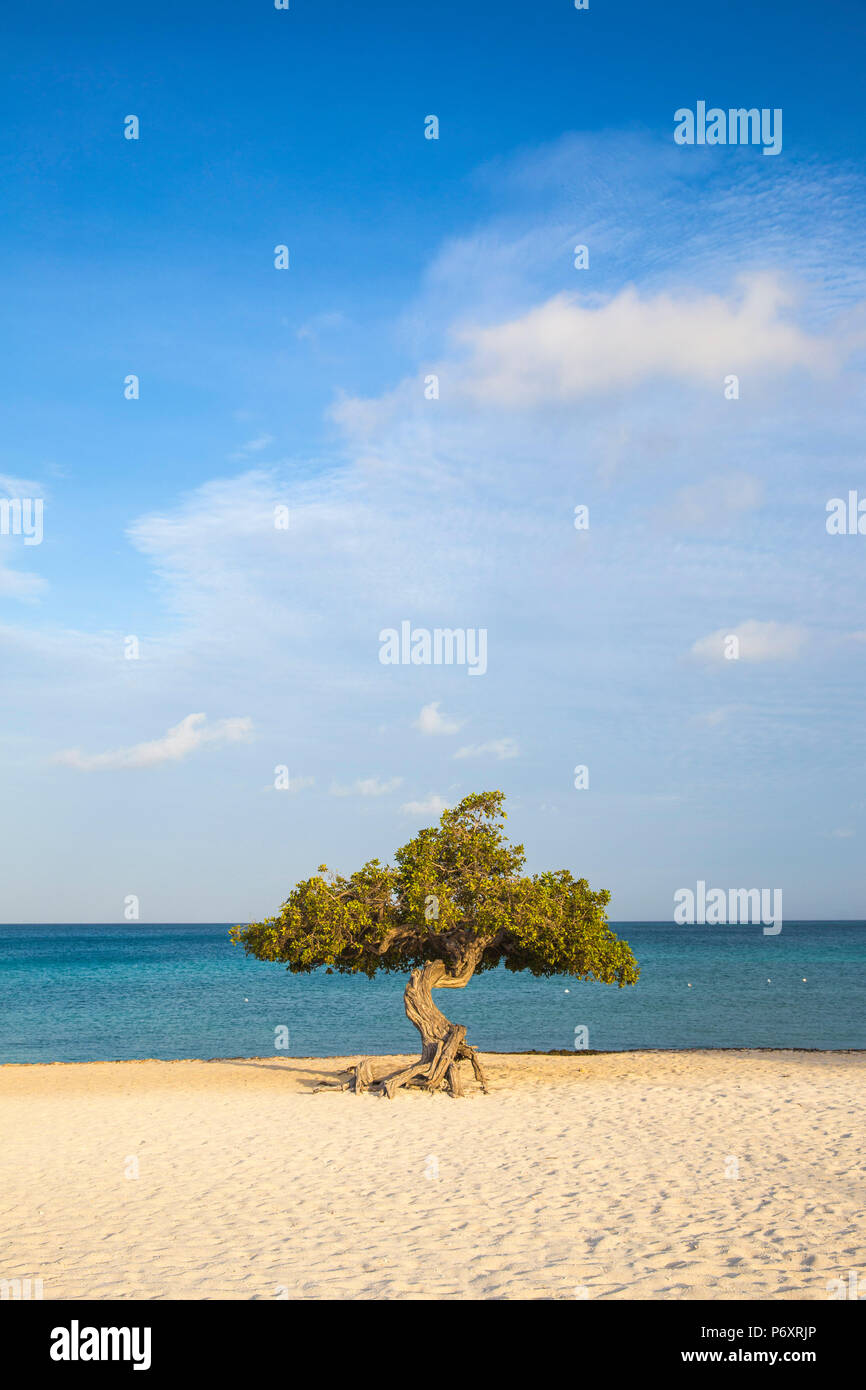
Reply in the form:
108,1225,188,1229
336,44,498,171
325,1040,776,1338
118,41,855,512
231,790,639,988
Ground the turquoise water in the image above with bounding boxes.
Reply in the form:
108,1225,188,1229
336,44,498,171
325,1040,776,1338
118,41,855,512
0,922,863,1063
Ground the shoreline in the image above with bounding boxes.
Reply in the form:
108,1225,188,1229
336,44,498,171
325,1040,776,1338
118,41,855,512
2,1043,864,1069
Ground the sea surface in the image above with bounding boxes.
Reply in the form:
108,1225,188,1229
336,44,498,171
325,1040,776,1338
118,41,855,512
0,922,863,1064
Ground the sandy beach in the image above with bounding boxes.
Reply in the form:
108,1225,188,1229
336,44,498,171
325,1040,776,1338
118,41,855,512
1,1050,862,1301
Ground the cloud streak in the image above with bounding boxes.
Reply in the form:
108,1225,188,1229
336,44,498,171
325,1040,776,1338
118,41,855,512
401,794,450,817
54,713,253,771
691,621,807,664
454,737,519,760
330,776,403,797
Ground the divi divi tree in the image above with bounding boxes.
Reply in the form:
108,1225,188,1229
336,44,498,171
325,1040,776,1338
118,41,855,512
231,791,638,1097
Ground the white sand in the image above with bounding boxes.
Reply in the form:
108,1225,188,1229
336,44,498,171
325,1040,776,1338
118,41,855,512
0,1050,862,1300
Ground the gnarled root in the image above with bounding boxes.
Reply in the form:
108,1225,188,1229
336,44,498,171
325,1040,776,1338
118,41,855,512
340,959,490,1098
343,1029,487,1098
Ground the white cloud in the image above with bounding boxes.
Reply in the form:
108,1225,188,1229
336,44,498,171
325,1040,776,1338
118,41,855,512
691,620,807,664
330,776,403,797
54,713,253,771
400,794,450,817
0,563,46,600
455,274,838,407
272,774,314,793
453,737,519,760
414,701,462,735
1,475,47,600
229,435,274,461
0,472,46,496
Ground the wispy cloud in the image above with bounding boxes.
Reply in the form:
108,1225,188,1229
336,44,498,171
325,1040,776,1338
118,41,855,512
0,472,46,497
400,794,450,817
330,775,403,797
414,701,462,735
691,621,807,664
0,563,46,601
1,474,47,600
229,435,274,461
54,713,253,771
453,737,519,760
272,774,314,793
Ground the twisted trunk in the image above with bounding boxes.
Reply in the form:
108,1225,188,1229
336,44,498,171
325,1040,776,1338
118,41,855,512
343,955,489,1099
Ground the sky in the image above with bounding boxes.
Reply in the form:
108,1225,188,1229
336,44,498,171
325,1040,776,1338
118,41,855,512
2,0,866,923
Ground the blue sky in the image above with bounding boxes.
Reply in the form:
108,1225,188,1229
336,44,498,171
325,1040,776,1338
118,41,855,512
2,0,866,922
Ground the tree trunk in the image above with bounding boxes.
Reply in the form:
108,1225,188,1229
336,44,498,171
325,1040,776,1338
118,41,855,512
342,957,489,1099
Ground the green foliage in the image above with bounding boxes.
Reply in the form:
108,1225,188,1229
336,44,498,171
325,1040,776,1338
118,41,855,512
231,791,638,987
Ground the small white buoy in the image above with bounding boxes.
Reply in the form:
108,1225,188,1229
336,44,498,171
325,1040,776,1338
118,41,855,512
564,988,569,994
802,978,807,983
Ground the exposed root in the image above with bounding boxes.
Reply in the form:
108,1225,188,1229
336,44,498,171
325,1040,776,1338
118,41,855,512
342,1029,488,1099
317,958,491,1099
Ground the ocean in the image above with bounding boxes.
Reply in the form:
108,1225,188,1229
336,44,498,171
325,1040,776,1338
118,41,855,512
0,922,863,1064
